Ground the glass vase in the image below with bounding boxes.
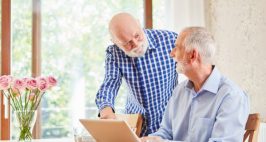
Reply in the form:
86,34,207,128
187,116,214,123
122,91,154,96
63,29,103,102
13,110,37,141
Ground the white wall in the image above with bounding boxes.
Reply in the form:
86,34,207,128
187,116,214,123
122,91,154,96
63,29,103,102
165,0,266,121
206,0,266,121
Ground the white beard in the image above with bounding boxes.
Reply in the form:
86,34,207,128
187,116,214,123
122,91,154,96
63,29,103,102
176,59,189,74
176,62,185,74
123,38,149,57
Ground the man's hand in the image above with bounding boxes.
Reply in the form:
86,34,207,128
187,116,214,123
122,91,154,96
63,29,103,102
140,136,164,142
99,107,116,119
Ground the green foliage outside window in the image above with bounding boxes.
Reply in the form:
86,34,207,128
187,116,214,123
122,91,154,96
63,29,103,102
10,0,143,139
10,0,167,139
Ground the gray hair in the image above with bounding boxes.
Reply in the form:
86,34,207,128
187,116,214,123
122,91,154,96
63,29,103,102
182,27,216,64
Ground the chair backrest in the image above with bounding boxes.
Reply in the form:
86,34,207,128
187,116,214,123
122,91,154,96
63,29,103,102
116,114,143,137
243,113,260,142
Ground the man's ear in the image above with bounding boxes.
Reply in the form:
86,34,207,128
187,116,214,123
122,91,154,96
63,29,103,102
189,49,198,63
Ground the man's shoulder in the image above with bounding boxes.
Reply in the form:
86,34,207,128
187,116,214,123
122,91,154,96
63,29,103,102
172,80,189,97
106,44,123,53
107,44,119,51
145,29,177,38
144,29,178,48
218,76,247,98
105,44,127,60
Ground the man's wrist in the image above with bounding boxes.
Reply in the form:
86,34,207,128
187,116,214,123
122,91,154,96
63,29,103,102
98,106,115,117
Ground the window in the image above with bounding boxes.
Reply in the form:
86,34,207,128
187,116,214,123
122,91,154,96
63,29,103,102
1,0,156,140
10,0,32,139
11,0,32,78
40,0,143,139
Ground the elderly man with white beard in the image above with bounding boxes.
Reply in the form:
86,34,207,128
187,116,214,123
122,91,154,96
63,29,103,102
95,12,178,136
141,27,249,142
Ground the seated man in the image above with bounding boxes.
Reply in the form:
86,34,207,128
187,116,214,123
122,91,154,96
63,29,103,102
141,27,249,142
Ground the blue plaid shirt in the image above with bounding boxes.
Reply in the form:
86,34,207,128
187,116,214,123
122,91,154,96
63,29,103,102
96,29,178,136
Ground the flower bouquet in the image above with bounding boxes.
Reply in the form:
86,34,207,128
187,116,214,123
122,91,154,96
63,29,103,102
0,75,57,141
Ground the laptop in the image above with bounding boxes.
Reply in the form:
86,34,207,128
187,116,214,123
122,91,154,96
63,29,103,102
79,119,141,142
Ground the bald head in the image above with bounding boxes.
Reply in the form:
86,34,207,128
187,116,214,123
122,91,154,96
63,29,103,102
108,13,148,57
109,13,141,40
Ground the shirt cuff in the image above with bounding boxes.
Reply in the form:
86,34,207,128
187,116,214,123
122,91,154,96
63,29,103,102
97,103,115,117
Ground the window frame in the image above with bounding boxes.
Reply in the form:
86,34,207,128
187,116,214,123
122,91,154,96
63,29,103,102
0,0,153,139
1,0,11,139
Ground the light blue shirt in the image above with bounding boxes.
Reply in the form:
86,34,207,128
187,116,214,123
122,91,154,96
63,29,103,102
150,66,249,142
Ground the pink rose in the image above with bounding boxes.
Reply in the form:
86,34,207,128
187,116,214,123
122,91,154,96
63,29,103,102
38,82,48,92
22,77,29,83
13,79,26,90
5,75,13,82
0,75,12,90
46,76,57,88
37,77,47,84
26,78,38,90
37,77,48,92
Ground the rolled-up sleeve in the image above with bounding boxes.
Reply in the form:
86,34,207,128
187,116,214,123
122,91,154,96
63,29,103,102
95,47,122,112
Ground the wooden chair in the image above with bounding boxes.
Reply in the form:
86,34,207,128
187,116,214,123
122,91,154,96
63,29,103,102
116,114,143,137
243,113,260,142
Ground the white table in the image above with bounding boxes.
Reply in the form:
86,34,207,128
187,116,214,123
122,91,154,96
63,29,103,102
0,136,96,142
0,138,74,142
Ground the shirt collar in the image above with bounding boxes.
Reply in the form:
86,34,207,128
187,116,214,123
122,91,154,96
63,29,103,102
144,29,157,50
186,66,221,95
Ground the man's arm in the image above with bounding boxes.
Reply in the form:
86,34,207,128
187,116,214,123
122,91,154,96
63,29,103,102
95,47,122,119
148,96,174,140
208,91,249,141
